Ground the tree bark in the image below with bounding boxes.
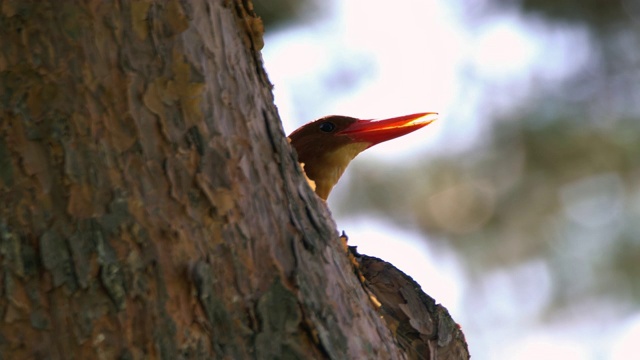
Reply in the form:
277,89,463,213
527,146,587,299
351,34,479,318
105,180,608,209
0,1,467,359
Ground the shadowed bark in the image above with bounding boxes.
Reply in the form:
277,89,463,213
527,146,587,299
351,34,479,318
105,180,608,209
0,0,468,359
348,245,470,360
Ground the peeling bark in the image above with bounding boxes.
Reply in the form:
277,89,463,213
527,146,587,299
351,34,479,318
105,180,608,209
349,247,470,360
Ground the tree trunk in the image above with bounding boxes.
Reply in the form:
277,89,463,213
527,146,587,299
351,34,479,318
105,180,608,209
0,1,467,359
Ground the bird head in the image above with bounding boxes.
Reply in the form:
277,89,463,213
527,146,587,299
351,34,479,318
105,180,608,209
288,112,438,200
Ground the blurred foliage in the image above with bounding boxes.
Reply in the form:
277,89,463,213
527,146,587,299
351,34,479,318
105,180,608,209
335,0,640,312
252,0,318,30
502,0,635,32
342,113,640,300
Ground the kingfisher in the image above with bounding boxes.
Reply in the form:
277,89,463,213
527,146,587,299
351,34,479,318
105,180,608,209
288,112,437,200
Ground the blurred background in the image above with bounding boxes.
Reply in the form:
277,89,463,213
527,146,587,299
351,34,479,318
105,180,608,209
256,0,640,358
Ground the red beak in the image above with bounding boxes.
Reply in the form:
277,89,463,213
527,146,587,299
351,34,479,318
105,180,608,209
337,112,438,147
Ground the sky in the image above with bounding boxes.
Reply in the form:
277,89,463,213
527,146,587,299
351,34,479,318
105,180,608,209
262,0,639,358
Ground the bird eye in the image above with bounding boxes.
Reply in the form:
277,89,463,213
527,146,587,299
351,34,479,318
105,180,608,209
319,122,336,132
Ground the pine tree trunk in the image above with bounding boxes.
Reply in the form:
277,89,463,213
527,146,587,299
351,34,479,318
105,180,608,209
0,1,468,359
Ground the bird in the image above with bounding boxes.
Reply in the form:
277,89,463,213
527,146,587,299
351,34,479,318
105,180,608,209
288,112,438,200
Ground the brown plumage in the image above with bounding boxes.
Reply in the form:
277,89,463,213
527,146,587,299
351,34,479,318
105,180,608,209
288,112,437,200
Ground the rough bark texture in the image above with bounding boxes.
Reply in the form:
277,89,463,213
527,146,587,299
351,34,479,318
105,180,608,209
0,0,468,359
349,247,470,360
